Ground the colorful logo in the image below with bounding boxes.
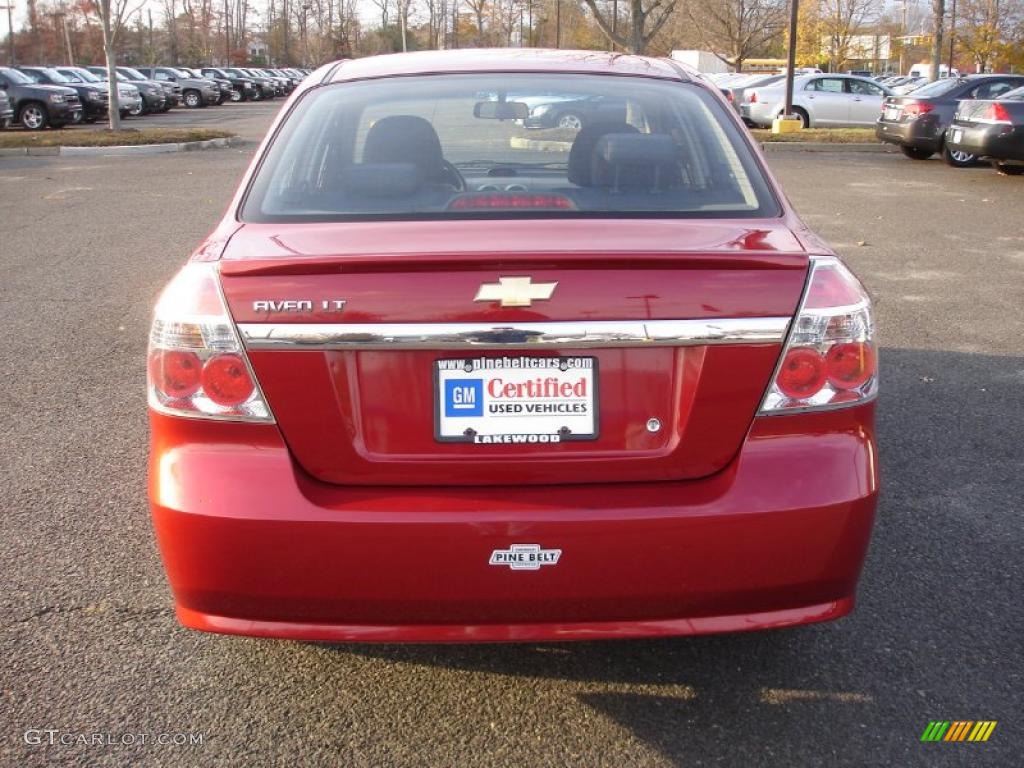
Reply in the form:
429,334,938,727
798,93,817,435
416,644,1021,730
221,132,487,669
444,379,483,417
921,721,997,742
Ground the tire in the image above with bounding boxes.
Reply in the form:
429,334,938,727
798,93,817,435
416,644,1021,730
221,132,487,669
556,112,584,131
128,101,144,117
183,90,202,108
943,145,977,168
994,162,1024,176
900,145,934,160
229,89,243,103
19,102,48,130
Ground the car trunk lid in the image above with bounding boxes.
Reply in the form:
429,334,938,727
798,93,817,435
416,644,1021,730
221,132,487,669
220,219,809,486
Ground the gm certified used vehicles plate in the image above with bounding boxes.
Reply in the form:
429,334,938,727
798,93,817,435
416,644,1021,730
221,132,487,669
147,50,880,643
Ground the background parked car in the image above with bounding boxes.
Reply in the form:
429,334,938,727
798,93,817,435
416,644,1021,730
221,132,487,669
224,67,274,100
200,67,255,101
180,67,232,104
57,66,164,116
250,68,290,96
137,66,219,107
18,66,105,123
877,74,1024,166
116,66,177,110
742,74,894,128
945,85,1024,175
0,66,81,129
891,77,929,95
0,88,13,128
724,73,785,117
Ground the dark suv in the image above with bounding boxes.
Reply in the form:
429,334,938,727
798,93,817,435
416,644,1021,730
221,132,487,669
224,67,275,100
115,66,178,110
0,66,81,129
18,66,107,122
200,67,256,101
877,74,1024,166
137,66,219,107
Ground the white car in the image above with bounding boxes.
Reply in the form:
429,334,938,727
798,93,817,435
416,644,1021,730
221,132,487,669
741,74,895,128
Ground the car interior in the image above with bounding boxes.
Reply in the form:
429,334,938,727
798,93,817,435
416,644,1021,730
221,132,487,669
247,74,774,220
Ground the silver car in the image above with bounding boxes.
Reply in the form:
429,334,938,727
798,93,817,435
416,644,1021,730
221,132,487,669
741,74,895,128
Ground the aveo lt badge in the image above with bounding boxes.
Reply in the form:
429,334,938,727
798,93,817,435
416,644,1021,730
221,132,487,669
489,544,561,570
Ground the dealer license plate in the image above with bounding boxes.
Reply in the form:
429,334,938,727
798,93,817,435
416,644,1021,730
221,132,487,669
884,107,901,121
435,356,598,444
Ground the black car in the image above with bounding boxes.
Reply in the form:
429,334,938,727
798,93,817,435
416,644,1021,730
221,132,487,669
877,74,1024,166
0,88,13,128
18,66,106,122
945,85,1024,176
225,68,274,100
137,66,219,107
249,68,290,96
200,67,256,102
0,66,82,129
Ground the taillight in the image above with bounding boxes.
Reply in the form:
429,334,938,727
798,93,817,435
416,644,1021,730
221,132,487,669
760,256,876,414
902,101,934,118
147,262,273,421
449,193,575,210
749,91,758,103
983,102,1012,124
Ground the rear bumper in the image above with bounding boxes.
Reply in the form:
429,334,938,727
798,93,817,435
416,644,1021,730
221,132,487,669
149,405,878,642
876,115,943,152
946,123,1024,162
740,102,776,127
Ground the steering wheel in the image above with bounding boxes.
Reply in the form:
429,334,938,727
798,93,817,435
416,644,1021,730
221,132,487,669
440,160,466,191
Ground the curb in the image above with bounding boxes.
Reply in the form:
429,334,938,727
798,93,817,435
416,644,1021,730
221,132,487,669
0,137,234,157
509,136,571,152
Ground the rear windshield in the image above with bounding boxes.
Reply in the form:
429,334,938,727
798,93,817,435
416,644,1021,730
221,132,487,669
910,78,964,98
242,73,778,222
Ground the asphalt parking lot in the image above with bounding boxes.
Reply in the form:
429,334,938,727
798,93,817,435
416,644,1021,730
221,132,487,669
1,127,1021,766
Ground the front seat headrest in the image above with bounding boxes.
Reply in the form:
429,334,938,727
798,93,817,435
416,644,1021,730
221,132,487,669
592,133,681,190
567,121,639,187
364,115,446,183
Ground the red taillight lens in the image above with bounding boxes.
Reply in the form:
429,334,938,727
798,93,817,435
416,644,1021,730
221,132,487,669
149,350,202,399
749,91,758,103
449,194,575,210
148,263,273,421
985,102,1012,123
903,102,934,118
200,354,255,407
777,348,827,399
826,342,876,390
760,257,876,414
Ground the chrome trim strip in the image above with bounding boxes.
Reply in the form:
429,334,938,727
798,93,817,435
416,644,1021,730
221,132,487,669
238,317,790,351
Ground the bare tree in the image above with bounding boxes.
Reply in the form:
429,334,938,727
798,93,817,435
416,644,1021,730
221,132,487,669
817,0,881,72
93,0,142,129
464,0,487,40
681,0,787,71
580,0,677,54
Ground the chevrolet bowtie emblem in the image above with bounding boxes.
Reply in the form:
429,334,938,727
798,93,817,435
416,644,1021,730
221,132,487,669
474,277,558,308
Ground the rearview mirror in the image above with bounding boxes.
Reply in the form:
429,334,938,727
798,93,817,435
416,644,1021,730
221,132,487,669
474,100,529,120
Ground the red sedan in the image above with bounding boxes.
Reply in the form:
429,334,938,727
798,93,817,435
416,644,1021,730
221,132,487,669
147,50,878,643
